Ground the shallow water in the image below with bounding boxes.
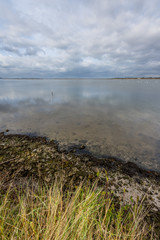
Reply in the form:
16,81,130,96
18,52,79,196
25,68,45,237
0,78,160,171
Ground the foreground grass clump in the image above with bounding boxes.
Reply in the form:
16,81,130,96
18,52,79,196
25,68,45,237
0,179,153,240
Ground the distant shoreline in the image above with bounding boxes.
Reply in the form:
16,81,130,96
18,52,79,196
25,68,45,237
0,77,160,80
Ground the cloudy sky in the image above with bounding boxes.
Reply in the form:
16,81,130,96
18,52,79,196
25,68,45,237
0,0,160,78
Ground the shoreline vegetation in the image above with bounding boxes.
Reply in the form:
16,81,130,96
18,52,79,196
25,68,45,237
0,132,160,239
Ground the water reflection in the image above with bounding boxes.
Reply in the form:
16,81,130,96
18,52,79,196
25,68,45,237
0,79,160,171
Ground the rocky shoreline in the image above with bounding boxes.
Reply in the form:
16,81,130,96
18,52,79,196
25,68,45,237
0,131,160,233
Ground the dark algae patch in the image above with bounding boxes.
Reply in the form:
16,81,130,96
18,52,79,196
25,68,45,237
0,132,160,238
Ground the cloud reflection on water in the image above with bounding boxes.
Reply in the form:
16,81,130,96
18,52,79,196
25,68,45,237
0,79,160,171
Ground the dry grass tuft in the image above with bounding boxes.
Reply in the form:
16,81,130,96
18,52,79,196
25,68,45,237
0,178,154,240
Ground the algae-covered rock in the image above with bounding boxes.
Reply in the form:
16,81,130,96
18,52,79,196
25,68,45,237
0,132,160,217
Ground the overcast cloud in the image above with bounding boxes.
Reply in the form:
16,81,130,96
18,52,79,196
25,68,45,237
0,0,160,78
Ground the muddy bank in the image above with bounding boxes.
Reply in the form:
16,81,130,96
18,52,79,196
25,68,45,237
0,131,160,234
0,132,160,203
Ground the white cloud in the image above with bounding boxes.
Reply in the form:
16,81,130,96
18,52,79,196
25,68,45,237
0,0,160,77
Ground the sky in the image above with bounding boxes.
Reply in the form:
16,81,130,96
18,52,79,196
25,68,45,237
0,0,160,78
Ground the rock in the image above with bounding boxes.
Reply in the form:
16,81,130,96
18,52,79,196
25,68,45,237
79,145,85,150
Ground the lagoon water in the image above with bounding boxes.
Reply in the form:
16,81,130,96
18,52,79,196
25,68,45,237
0,78,160,171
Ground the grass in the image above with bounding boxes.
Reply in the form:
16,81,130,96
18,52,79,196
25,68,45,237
0,178,154,240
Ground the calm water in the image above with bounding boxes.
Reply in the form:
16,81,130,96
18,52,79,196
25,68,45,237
0,78,160,171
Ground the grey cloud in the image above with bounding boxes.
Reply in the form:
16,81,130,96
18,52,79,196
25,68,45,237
24,47,45,56
2,46,21,55
1,44,45,56
0,0,160,77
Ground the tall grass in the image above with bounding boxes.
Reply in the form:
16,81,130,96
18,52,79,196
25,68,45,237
0,178,154,240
